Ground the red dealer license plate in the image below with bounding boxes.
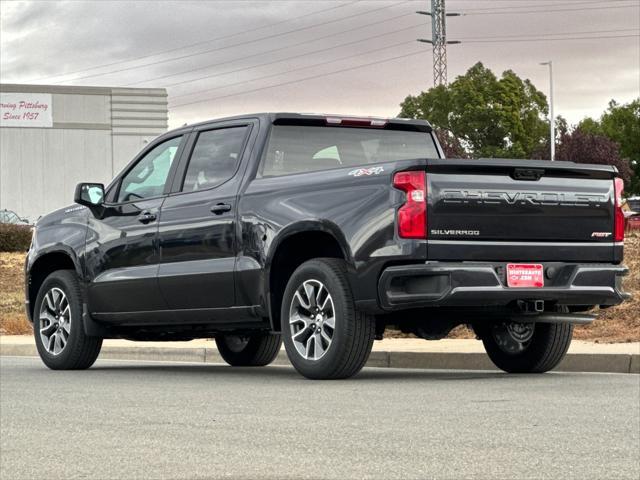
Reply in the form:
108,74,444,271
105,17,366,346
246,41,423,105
506,264,544,288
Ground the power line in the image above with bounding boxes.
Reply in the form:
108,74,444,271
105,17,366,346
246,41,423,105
170,30,638,109
462,3,639,16
131,26,638,90
164,22,419,89
171,38,417,101
168,27,638,99
27,1,357,82
448,0,632,3
125,11,417,87
170,49,428,109
456,28,639,41
460,0,634,13
24,0,637,87
53,0,410,84
462,34,639,43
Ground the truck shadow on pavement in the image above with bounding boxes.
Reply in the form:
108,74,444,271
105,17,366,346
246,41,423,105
86,362,568,383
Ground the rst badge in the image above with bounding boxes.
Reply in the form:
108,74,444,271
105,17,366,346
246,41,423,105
349,166,384,177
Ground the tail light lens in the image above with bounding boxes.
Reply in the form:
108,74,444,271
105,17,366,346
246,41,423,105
393,171,426,239
614,177,625,242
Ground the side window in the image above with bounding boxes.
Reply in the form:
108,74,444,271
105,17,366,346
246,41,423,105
182,126,248,192
117,136,182,203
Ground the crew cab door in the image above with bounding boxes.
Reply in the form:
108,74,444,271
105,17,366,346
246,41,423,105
85,134,186,314
157,121,255,311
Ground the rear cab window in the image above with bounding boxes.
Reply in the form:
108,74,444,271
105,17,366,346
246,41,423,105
260,124,438,177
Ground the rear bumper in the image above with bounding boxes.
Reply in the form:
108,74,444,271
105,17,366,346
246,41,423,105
378,262,630,310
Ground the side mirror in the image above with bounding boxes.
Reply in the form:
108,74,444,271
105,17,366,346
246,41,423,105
74,183,105,208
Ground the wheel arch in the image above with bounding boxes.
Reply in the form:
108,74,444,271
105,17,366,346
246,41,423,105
27,248,81,323
265,220,354,332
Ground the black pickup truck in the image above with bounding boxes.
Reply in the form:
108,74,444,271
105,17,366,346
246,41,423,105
25,113,629,379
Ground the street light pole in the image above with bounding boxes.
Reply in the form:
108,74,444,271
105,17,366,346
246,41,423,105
540,61,555,161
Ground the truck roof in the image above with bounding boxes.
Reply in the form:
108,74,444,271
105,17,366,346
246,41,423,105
177,112,433,133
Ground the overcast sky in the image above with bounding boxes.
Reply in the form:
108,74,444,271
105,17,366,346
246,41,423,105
1,0,638,128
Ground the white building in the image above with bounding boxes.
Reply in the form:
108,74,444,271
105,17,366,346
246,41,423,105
0,84,168,221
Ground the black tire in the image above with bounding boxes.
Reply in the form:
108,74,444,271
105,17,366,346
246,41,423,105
479,321,573,373
215,332,282,366
33,270,103,370
281,258,375,380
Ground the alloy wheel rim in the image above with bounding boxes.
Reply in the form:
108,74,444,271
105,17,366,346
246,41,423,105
491,321,535,355
39,287,71,356
289,279,335,361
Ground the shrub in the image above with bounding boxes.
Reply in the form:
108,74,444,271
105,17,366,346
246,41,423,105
0,224,32,252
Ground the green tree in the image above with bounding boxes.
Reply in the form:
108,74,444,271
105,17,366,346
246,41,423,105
530,116,568,160
578,99,640,194
399,62,549,158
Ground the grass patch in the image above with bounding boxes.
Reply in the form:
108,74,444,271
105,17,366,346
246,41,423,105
574,233,640,343
0,252,31,335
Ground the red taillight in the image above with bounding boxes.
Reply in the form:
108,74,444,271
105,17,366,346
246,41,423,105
393,171,426,239
614,177,625,242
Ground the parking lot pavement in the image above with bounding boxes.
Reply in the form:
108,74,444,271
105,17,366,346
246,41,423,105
2,336,638,373
1,356,639,480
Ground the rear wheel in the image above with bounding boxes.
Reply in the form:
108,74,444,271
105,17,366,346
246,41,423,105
33,270,103,370
215,332,281,366
281,258,375,380
478,320,573,373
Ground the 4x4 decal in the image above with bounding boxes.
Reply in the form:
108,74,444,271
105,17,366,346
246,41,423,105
348,166,384,177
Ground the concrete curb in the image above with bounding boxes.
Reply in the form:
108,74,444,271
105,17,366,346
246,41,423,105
1,343,638,374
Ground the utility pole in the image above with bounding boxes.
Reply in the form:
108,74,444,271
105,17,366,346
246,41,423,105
417,0,460,86
540,61,555,161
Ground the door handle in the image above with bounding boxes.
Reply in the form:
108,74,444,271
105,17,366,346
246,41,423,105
211,203,232,215
137,211,157,224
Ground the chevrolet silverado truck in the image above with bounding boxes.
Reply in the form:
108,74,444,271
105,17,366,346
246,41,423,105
25,113,630,379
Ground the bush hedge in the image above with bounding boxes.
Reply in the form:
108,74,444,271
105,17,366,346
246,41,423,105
0,224,32,252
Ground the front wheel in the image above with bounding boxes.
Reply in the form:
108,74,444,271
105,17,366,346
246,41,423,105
478,321,573,373
215,332,281,366
33,270,103,370
281,258,375,380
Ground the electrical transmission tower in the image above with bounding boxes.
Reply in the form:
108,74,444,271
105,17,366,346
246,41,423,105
417,0,460,86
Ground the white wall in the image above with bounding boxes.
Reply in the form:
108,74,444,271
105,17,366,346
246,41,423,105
0,84,167,221
0,128,113,220
52,93,111,124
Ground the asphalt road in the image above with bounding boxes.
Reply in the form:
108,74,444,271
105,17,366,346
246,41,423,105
1,357,639,480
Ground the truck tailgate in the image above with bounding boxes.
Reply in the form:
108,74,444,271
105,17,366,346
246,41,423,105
425,159,618,262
